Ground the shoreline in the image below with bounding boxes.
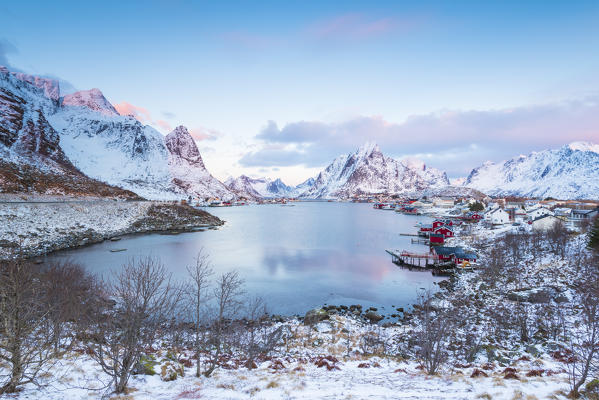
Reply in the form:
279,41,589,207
0,201,224,260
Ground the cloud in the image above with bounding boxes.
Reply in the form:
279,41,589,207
0,38,17,68
155,120,172,131
242,96,599,175
190,127,221,141
113,101,153,123
162,111,176,119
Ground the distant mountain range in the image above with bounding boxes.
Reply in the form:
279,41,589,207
2,65,599,200
463,142,599,199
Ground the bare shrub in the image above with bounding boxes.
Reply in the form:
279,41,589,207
413,289,455,375
184,250,213,377
0,259,54,394
84,256,181,393
202,271,245,377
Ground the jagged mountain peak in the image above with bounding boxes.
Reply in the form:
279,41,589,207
62,88,119,116
355,141,381,157
165,125,204,167
566,141,599,154
303,144,449,199
0,66,60,102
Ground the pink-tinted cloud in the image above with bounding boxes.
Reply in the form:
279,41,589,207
190,127,221,141
246,96,599,175
155,119,172,131
113,101,152,123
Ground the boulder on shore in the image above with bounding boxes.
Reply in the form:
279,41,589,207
304,308,330,325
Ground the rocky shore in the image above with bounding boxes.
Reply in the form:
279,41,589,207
0,201,223,259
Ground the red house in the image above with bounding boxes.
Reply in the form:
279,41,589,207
433,226,454,238
429,233,445,245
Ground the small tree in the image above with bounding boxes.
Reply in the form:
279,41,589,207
185,250,213,377
85,256,181,393
589,216,599,252
567,270,599,398
0,259,54,394
42,260,97,353
469,201,484,212
414,290,454,375
203,271,244,377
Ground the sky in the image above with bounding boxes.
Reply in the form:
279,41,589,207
1,0,599,185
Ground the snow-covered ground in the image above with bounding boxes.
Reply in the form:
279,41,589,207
0,200,222,258
14,315,571,400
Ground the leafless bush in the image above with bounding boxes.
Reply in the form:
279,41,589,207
566,265,599,398
202,271,245,377
413,289,455,375
547,220,569,259
0,259,54,394
42,259,97,353
184,250,213,377
84,256,181,394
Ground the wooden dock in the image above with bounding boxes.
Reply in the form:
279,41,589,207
385,249,455,273
411,238,429,245
385,249,439,268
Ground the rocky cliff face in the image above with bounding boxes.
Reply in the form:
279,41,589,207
464,142,599,199
1,65,231,200
166,126,233,200
303,142,450,199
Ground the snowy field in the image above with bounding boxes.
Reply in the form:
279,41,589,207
13,316,570,400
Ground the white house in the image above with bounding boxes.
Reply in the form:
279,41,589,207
485,208,511,225
531,215,562,231
526,206,553,221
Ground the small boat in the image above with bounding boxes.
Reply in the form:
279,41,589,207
110,248,127,253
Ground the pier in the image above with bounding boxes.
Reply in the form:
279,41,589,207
385,249,439,268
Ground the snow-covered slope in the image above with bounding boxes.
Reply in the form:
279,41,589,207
464,142,599,199
1,65,232,200
166,126,233,200
0,67,138,198
225,175,298,198
303,142,450,199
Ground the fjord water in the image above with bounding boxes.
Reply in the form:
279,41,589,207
48,202,443,316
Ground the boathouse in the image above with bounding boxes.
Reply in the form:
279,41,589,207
432,246,477,264
429,233,445,245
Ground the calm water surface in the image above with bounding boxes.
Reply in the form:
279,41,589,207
47,202,444,316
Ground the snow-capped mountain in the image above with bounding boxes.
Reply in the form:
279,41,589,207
464,142,599,199
1,65,233,200
0,67,137,198
302,142,450,199
62,88,119,116
225,175,299,198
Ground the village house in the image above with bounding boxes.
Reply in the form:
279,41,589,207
568,208,598,227
526,206,553,221
485,207,511,225
531,215,562,231
432,197,455,208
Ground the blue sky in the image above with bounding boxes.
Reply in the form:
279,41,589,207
1,0,598,184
